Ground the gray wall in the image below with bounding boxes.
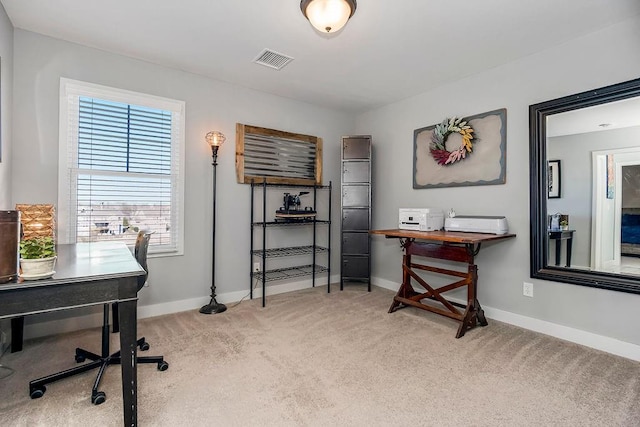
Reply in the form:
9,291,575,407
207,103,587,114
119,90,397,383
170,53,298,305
0,3,12,208
356,16,640,348
10,29,353,332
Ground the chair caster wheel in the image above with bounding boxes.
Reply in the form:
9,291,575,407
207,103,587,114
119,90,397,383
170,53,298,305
139,341,150,351
75,354,86,363
158,361,169,371
30,386,46,399
91,391,106,405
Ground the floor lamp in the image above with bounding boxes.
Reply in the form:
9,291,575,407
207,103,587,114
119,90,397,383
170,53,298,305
200,131,228,315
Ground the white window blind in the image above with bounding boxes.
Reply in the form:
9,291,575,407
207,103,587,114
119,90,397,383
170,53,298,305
58,79,185,255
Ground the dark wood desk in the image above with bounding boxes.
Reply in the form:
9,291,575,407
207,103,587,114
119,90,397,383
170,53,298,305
370,229,516,338
548,229,575,267
0,242,145,427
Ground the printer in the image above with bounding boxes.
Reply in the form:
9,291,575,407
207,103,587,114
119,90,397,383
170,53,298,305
399,208,444,231
444,215,509,235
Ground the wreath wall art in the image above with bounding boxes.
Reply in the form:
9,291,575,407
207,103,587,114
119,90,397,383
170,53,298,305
430,117,475,166
413,108,507,189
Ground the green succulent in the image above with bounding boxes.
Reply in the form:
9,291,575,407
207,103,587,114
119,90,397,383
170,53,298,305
19,237,56,259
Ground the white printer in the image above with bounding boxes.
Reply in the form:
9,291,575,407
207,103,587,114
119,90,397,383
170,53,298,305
399,208,444,231
444,215,509,235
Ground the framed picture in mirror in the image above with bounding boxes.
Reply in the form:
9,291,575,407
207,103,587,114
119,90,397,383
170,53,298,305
548,159,561,198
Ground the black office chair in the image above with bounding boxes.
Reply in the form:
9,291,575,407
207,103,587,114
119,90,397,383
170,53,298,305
29,231,169,405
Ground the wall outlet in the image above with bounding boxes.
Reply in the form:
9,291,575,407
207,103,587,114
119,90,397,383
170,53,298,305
253,262,261,272
523,282,534,297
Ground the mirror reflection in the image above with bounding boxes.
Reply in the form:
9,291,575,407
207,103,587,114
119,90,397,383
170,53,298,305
546,97,640,275
530,77,640,294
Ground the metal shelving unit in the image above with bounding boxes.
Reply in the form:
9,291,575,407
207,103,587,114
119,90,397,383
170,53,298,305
250,180,332,307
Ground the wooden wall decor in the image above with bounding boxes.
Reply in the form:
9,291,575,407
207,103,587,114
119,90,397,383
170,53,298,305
413,108,507,189
236,123,322,185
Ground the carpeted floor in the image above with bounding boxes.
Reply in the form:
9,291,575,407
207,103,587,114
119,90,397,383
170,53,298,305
1,285,639,426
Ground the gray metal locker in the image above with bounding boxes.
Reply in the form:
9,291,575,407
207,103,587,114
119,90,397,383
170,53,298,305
342,185,369,207
342,208,369,230
340,135,372,291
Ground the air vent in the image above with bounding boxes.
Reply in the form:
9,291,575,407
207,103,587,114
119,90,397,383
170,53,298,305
253,49,294,70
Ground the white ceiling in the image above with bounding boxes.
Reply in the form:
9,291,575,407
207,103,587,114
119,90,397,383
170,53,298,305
2,0,640,114
548,96,640,138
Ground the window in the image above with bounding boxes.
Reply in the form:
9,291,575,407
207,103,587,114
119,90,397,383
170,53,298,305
58,79,185,255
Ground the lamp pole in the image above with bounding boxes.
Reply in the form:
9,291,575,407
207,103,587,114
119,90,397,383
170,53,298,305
200,131,227,314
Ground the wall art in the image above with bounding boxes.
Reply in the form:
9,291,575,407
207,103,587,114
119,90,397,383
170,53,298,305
548,159,561,199
413,108,507,189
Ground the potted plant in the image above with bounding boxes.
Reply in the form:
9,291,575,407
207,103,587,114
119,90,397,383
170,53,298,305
19,236,57,279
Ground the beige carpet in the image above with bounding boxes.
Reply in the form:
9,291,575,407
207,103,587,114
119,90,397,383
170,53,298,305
1,286,639,426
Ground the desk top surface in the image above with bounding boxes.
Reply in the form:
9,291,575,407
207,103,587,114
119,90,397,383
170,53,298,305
370,229,516,244
548,229,575,236
0,242,144,291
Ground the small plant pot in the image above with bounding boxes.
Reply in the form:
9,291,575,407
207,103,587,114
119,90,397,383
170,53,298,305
20,256,57,279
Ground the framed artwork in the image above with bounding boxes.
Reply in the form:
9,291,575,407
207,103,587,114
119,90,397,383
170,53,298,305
548,160,561,199
413,108,507,189
606,154,614,199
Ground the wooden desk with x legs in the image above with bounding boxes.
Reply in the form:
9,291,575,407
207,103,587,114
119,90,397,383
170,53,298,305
0,242,145,426
371,229,516,338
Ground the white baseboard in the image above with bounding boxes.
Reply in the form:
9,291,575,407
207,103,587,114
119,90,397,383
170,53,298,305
140,273,339,318
20,274,341,341
373,277,640,362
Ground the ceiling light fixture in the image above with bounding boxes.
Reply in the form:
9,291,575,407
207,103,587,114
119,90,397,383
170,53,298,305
300,0,357,34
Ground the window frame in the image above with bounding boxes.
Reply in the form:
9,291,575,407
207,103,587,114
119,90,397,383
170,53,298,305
57,78,186,256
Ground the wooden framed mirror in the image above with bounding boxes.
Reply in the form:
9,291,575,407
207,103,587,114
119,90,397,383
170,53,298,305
529,77,640,294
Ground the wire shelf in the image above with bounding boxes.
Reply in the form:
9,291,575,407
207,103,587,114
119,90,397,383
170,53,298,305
252,264,328,282
250,179,332,305
251,182,332,189
252,245,328,258
252,219,330,227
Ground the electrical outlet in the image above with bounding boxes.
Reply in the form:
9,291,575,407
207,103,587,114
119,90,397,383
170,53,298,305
253,262,261,272
523,282,534,297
